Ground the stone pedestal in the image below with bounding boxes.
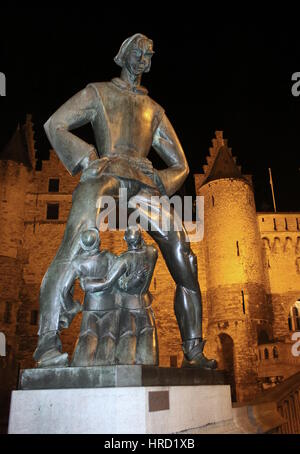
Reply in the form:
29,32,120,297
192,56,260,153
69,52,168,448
8,366,233,434
8,385,233,434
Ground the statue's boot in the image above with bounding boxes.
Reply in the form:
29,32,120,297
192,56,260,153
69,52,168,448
37,349,69,368
33,331,68,367
181,339,217,369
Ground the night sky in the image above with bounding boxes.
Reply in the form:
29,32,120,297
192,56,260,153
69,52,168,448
1,8,300,212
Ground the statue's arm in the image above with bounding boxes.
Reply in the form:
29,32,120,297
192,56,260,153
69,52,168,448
120,248,158,291
82,259,127,293
141,246,158,292
61,263,79,302
44,86,99,176
152,113,189,196
149,247,158,275
119,264,148,291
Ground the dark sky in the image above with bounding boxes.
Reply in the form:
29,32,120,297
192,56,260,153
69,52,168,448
1,8,300,212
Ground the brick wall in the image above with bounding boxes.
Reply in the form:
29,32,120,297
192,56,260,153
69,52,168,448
0,160,32,359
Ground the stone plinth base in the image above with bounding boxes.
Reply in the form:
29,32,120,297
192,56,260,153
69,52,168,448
19,365,225,390
8,384,233,434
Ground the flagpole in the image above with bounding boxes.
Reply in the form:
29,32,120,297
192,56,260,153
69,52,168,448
268,168,277,213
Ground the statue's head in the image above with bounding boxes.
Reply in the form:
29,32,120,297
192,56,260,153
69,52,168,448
114,33,154,75
124,225,143,249
80,228,100,252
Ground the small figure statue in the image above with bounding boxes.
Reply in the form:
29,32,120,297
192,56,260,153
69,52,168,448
35,228,116,367
63,228,118,366
77,225,158,366
34,33,217,370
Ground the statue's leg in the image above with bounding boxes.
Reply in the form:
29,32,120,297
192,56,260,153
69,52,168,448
132,191,217,369
115,308,137,365
34,175,120,365
94,310,119,365
135,308,158,366
71,312,98,367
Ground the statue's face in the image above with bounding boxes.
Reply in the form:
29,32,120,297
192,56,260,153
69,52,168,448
125,227,142,248
125,39,154,75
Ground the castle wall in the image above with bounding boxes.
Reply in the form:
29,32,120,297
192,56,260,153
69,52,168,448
258,213,300,339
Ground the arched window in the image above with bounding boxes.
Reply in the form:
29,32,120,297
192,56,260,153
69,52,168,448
273,347,279,359
264,348,269,360
272,237,281,253
288,302,300,331
293,307,300,330
284,237,293,252
262,237,271,250
288,313,293,331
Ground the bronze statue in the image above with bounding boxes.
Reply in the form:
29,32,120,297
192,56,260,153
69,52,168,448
34,33,217,370
73,225,158,366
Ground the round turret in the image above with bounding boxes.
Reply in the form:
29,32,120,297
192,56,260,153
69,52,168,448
195,132,273,402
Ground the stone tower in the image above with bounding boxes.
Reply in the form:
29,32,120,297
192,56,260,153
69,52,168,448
195,131,273,402
0,115,35,363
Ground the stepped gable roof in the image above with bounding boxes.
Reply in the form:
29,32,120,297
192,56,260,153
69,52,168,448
0,124,32,168
195,131,250,188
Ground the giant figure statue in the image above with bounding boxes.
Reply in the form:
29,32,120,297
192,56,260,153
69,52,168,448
34,33,216,370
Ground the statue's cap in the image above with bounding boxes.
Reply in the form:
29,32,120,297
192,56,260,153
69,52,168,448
80,228,100,251
114,33,153,67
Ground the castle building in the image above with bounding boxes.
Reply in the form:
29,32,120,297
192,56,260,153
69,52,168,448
0,117,299,403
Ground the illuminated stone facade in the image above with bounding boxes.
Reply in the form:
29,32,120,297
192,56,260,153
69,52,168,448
0,120,299,402
194,132,300,401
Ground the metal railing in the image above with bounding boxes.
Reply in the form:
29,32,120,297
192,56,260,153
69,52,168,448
232,371,300,433
256,371,300,433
